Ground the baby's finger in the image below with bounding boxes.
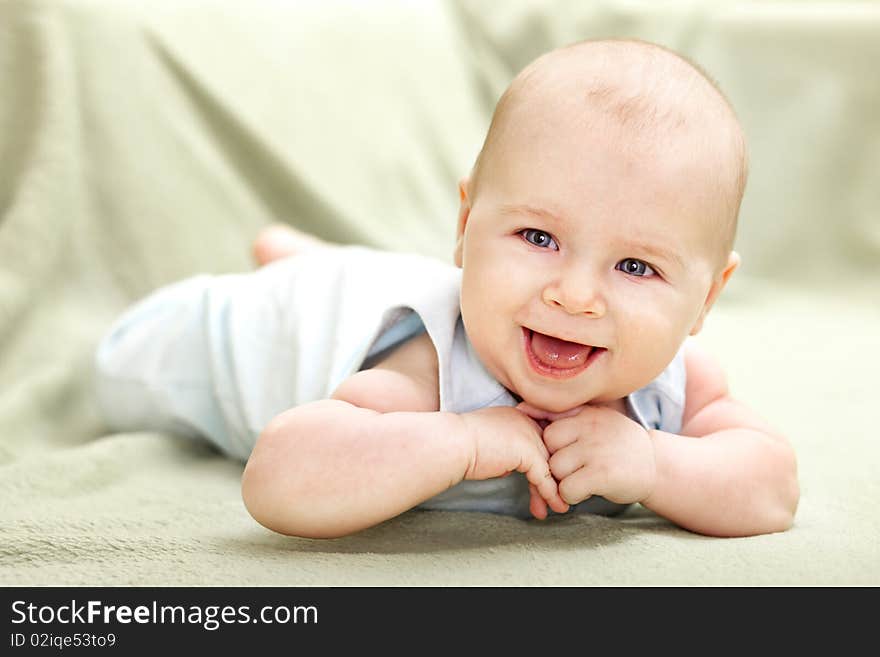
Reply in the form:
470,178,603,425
546,488,570,515
548,445,584,480
528,483,548,520
542,419,580,455
527,465,569,515
558,468,595,506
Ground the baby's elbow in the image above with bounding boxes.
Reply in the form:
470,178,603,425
763,492,798,536
240,443,276,533
241,420,306,537
779,437,800,511
780,466,801,533
722,437,799,538
763,439,800,534
240,411,359,540
241,464,353,539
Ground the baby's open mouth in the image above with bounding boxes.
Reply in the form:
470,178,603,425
522,328,606,379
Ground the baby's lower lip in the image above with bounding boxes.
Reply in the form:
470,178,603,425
521,328,606,380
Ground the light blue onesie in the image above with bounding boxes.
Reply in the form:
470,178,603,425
94,245,686,519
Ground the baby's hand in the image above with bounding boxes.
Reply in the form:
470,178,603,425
518,403,657,506
459,407,569,519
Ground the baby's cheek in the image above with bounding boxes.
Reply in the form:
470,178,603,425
620,302,686,352
611,344,671,397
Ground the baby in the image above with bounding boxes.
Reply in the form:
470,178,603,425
94,39,799,539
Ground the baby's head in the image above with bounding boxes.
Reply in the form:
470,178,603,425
453,39,748,412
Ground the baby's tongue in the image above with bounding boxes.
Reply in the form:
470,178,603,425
530,331,592,369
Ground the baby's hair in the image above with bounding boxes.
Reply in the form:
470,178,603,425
470,38,748,269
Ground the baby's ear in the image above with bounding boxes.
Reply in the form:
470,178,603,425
690,251,740,335
453,177,472,268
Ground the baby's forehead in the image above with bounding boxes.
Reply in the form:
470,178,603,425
514,46,741,204
511,42,736,146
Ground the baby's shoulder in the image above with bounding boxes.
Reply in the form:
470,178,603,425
680,337,730,427
330,331,440,413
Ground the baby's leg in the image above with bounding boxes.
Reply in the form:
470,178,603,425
252,224,334,266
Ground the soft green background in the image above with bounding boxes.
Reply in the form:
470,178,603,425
1,0,877,585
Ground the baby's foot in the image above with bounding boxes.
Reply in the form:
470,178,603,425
252,224,332,266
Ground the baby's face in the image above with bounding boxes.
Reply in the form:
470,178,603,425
455,110,736,413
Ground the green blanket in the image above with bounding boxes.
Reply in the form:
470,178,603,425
1,0,878,586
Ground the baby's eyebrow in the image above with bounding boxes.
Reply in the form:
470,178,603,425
618,239,686,271
499,203,566,225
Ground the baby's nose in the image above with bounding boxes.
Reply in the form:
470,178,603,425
541,278,606,316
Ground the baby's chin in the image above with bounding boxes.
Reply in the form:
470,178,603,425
515,391,595,415
514,386,627,415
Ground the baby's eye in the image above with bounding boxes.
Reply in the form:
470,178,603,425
616,258,655,277
520,229,558,250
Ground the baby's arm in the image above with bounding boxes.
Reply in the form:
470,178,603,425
241,368,568,539
641,339,799,537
